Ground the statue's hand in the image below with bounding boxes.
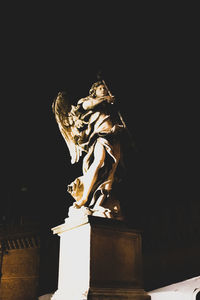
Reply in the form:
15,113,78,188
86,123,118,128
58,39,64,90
100,95,115,104
74,118,87,129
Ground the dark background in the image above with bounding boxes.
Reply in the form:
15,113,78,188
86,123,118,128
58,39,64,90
1,2,198,292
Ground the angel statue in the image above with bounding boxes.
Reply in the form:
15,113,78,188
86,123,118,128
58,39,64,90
52,80,128,220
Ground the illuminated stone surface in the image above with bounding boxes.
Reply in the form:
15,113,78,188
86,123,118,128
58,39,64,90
148,276,200,300
0,248,40,300
0,224,40,300
51,216,150,300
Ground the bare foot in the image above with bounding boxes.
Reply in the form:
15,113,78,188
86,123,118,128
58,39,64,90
74,199,87,208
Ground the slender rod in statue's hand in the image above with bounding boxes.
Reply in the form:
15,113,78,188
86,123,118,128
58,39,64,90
102,79,127,129
100,77,136,149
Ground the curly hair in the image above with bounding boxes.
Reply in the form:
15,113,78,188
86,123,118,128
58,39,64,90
89,81,105,98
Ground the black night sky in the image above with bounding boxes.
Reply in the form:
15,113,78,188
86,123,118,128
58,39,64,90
2,3,196,230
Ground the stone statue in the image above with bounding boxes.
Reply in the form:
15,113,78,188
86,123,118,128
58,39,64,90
52,80,128,219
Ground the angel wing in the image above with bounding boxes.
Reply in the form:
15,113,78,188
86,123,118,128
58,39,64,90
52,91,85,164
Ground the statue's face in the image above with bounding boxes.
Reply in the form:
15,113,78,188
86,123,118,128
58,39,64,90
95,84,108,98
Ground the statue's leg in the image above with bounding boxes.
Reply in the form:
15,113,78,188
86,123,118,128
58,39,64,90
75,141,106,208
93,143,120,204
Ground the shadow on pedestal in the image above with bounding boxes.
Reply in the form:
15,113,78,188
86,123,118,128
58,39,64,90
51,216,150,300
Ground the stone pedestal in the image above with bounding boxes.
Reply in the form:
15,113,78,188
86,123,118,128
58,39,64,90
51,216,150,300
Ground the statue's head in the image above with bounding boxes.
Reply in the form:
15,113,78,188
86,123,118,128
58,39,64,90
89,81,108,98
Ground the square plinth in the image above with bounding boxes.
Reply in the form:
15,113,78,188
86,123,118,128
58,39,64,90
51,216,150,300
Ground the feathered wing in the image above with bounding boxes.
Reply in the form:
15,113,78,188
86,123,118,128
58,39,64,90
52,92,83,164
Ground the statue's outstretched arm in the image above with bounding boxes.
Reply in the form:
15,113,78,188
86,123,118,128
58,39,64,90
81,96,114,110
